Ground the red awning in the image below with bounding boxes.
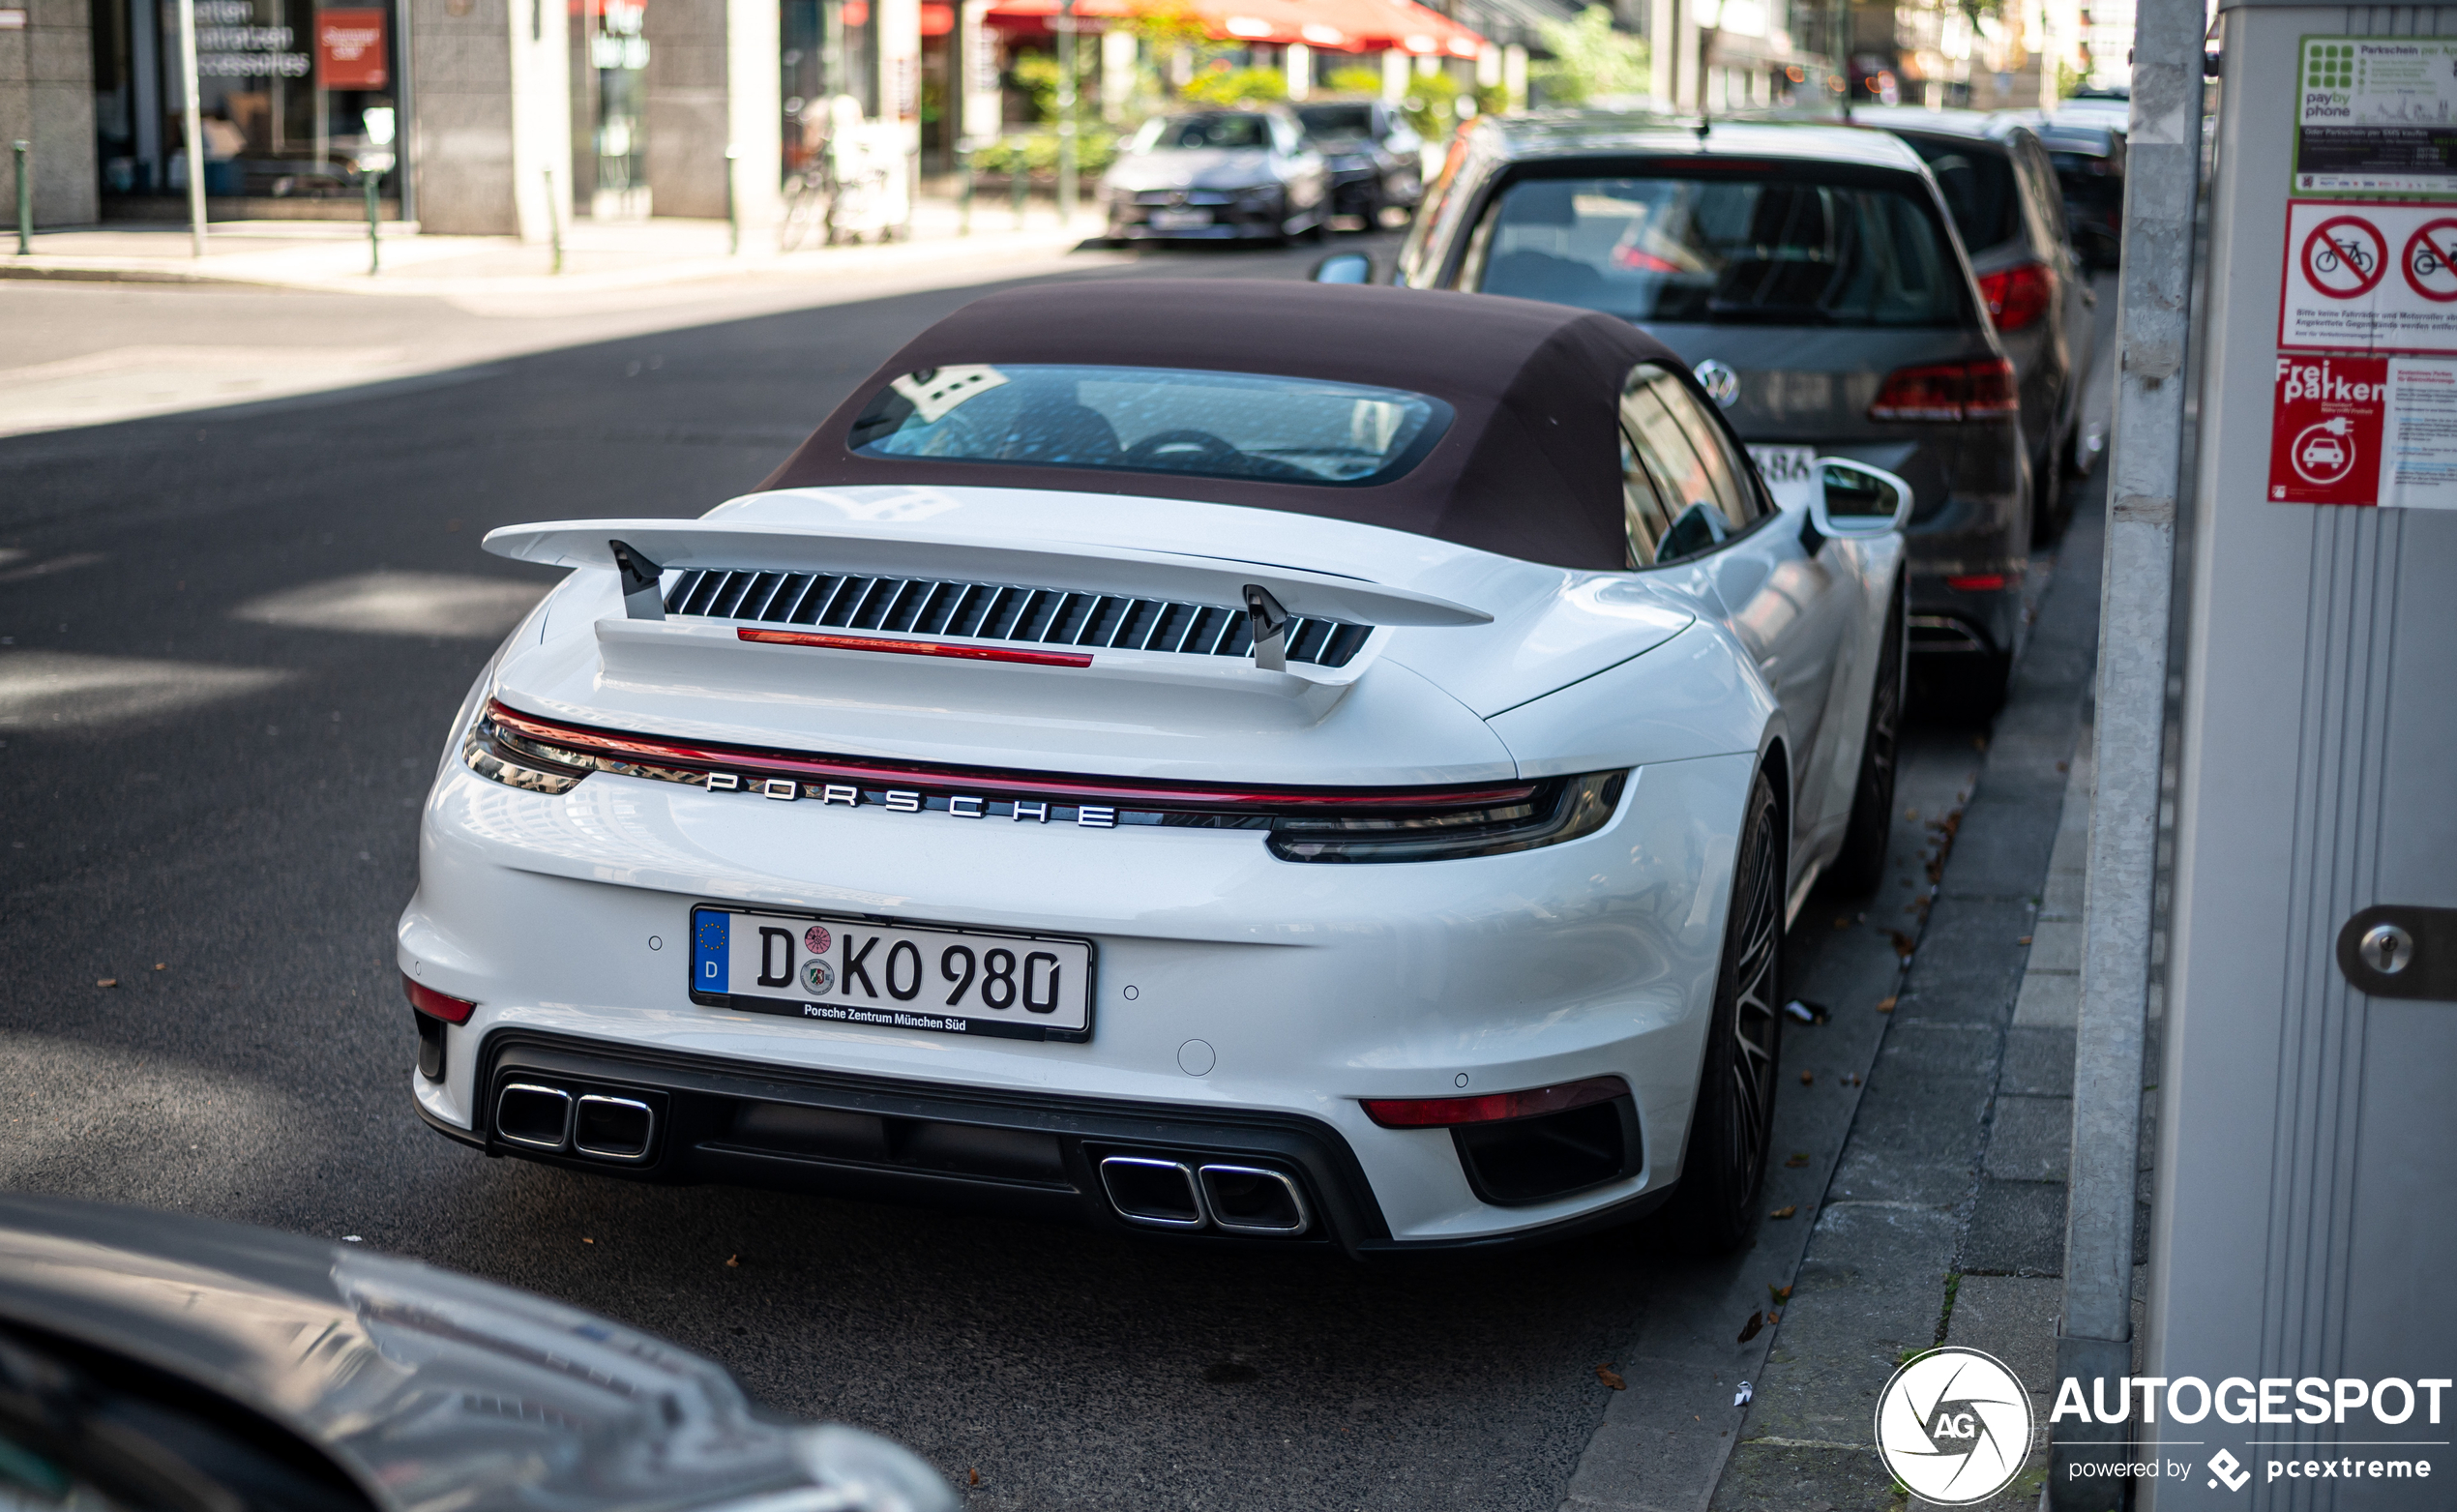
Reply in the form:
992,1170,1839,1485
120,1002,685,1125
985,0,1485,57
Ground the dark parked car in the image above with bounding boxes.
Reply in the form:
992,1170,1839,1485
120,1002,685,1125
1103,107,1329,244
0,1194,953,1512
1840,107,2097,544
2035,112,2126,273
1293,99,1424,226
1371,113,2034,705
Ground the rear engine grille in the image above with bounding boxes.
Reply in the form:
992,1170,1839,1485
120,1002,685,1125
661,568,1371,668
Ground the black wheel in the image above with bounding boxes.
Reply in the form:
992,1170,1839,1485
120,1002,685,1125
1661,766,1785,1253
1827,575,1904,895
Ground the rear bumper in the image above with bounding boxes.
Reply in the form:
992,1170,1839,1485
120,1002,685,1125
399,752,1754,1247
428,1029,1670,1255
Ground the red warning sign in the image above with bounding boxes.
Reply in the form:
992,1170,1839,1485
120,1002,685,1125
2269,354,2385,506
2402,219,2457,303
2302,216,2388,299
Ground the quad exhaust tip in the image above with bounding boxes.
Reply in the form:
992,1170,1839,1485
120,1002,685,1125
1096,1155,1311,1236
493,1082,656,1164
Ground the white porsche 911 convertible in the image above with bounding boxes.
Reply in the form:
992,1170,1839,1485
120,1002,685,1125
399,280,1909,1255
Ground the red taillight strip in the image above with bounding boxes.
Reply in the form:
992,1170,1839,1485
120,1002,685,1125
484,699,1538,814
738,627,1094,667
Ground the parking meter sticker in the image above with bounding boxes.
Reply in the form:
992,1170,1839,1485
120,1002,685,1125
2269,355,2385,505
2284,202,2457,353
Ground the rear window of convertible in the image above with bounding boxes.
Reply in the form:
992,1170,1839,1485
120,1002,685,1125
846,365,1452,487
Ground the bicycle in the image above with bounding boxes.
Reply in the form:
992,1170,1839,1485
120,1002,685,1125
779,157,836,252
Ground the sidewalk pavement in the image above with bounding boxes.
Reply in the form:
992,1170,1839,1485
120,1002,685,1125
1705,467,2111,1512
0,193,1092,299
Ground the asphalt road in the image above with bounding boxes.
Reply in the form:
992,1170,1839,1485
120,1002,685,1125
0,240,2032,1510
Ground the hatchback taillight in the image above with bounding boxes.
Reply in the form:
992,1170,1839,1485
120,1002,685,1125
1976,261,2054,331
1868,357,2019,422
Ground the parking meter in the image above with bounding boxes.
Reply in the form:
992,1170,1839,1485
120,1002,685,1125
2143,1,2457,1505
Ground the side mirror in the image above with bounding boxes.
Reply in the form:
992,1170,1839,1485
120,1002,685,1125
1811,459,1914,537
1312,252,1373,283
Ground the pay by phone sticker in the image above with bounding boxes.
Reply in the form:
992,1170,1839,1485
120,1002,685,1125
2268,353,2457,507
2279,201,2457,354
2295,37,2457,200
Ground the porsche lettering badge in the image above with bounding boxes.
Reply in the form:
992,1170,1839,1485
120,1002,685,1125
699,774,1122,828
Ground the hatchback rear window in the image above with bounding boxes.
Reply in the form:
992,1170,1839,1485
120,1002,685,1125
1892,134,2021,254
848,365,1451,487
1465,171,1969,327
1297,104,1375,138
1133,114,1272,151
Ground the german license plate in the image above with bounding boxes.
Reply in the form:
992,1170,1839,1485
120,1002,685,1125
1749,444,1821,512
690,905,1093,1042
1149,208,1213,229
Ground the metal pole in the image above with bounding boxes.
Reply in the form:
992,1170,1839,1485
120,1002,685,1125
13,141,27,255
2049,0,2202,1504
1055,0,1076,225
365,166,381,274
176,0,205,256
546,166,563,274
725,143,740,254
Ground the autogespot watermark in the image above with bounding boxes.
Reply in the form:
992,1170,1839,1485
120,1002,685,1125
2043,1373,2451,1493
1874,1357,2452,1497
1876,1349,2035,1504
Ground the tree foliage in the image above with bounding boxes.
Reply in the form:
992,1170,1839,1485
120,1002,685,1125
1529,6,1649,105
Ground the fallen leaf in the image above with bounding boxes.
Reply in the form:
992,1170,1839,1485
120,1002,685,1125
153,963,166,971
95,979,116,989
1594,1363,1626,1390
1799,1070,1815,1085
1876,995,1897,1013
1768,1284,1792,1303
1770,1204,1798,1219
2017,935,2032,946
969,1469,980,1487
1737,1312,1764,1343
1785,1152,1810,1168
1887,931,1917,959
725,1254,740,1267
582,1237,594,1244
2055,760,2069,772
1973,735,1989,752
1832,915,1850,929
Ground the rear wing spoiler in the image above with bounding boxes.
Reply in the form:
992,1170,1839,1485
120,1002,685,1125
483,518,1493,669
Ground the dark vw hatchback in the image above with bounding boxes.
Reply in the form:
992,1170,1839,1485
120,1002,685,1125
1382,114,2032,703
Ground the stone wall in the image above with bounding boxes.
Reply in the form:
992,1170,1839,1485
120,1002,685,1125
407,0,517,232
0,0,102,226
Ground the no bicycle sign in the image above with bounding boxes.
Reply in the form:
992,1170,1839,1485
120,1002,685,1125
2282,202,2457,352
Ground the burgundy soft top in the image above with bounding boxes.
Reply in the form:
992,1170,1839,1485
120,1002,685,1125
757,279,1684,572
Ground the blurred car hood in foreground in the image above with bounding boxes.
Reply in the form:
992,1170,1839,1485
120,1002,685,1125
0,1193,952,1512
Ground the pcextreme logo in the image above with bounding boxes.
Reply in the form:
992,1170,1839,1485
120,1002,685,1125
1875,1349,2034,1504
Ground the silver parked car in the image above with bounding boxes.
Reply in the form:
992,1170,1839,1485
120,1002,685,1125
1104,107,1329,244
0,1195,953,1512
1363,113,2031,708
